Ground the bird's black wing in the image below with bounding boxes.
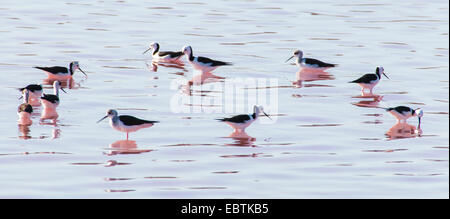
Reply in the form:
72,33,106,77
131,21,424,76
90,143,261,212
34,66,68,74
349,74,378,83
304,58,336,68
159,51,184,59
20,84,43,92
217,114,252,124
387,106,413,114
197,56,232,66
119,115,159,126
41,94,59,103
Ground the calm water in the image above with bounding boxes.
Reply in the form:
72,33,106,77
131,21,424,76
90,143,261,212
0,0,448,198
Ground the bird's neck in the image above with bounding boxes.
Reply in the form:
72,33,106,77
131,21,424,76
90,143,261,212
296,57,303,66
69,63,74,75
188,50,194,61
111,116,119,124
153,45,160,55
54,87,59,97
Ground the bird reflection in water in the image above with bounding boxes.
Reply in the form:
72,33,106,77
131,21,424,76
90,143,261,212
146,60,187,73
42,77,83,90
352,93,384,108
18,125,32,140
293,68,334,88
105,140,153,156
40,107,59,124
188,72,225,86
385,122,422,140
225,130,256,147
180,72,225,96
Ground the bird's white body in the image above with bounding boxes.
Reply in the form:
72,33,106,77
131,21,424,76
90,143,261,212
182,45,230,74
357,80,379,92
189,57,220,73
45,71,71,80
225,116,255,132
41,99,59,108
388,110,414,123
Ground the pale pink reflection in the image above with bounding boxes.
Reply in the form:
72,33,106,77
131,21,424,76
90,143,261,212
105,140,153,156
385,122,423,140
225,131,256,147
18,125,32,140
188,72,225,86
146,60,187,72
40,107,58,124
352,93,384,108
42,77,82,90
181,72,225,96
17,112,33,126
293,69,334,88
28,98,41,107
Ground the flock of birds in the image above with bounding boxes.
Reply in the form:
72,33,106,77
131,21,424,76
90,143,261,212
17,42,424,140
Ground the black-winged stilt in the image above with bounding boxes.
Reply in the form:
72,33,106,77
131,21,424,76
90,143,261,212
216,105,271,133
35,61,87,80
143,42,184,62
18,89,33,126
182,45,232,73
286,49,336,70
40,81,66,109
349,66,389,93
97,109,159,140
384,106,423,126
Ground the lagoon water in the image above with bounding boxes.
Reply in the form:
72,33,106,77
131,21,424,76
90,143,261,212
0,0,448,198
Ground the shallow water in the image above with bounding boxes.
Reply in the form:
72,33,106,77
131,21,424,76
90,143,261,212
0,0,448,198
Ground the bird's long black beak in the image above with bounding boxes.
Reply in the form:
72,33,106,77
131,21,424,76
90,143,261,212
97,115,108,123
383,72,389,79
285,56,294,63
142,48,151,55
60,87,67,94
78,68,88,77
262,111,272,120
418,117,421,127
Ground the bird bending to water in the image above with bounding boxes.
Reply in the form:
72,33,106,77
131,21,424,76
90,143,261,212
383,106,423,126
